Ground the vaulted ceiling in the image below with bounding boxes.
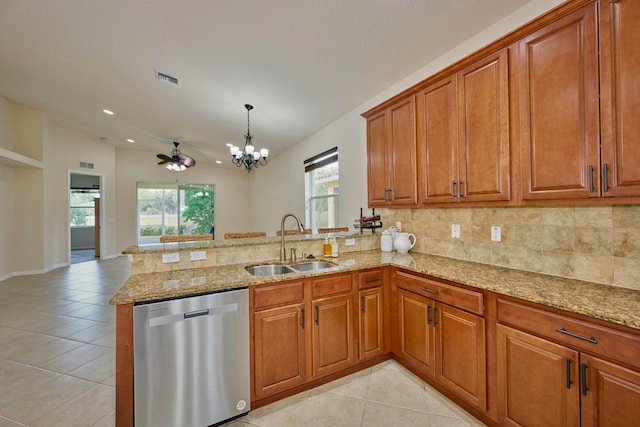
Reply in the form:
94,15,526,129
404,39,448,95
0,0,532,167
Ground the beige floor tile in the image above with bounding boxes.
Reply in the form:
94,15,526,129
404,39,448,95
64,304,109,319
90,331,115,348
39,343,112,375
43,318,101,338
0,361,60,406
314,366,371,399
91,410,114,427
361,401,430,427
67,323,114,344
366,362,428,412
0,333,57,361
6,337,83,366
1,374,95,424
0,326,34,346
0,416,24,427
68,350,115,383
30,384,113,427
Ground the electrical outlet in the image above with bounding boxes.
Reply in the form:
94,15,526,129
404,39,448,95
451,224,461,239
345,238,355,247
491,226,501,242
190,251,206,261
162,253,180,263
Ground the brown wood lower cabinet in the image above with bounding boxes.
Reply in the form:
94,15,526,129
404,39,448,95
253,302,306,399
359,286,384,360
312,293,355,377
395,272,487,411
497,298,640,427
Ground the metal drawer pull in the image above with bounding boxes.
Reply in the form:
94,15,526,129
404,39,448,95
365,277,381,283
565,358,573,389
555,328,598,344
581,363,589,396
420,287,438,295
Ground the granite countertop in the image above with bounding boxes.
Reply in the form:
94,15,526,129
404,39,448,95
109,250,640,330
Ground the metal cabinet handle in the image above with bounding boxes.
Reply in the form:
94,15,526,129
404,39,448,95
603,163,610,192
452,181,457,198
314,305,319,325
433,306,438,327
301,308,305,329
361,296,366,313
588,165,595,192
565,358,573,389
365,277,381,283
427,305,432,325
581,363,589,396
459,181,464,198
420,287,438,295
555,328,598,344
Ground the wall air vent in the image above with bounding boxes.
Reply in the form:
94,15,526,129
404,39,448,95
155,70,181,87
79,162,95,169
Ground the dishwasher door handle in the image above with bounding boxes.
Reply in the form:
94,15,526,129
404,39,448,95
149,303,238,327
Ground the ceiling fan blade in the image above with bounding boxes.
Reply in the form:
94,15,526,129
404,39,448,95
157,160,170,165
179,154,196,167
157,154,172,162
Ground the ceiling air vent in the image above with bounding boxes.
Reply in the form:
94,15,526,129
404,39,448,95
155,70,181,87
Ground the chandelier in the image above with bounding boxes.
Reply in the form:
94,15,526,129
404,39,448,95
229,104,268,173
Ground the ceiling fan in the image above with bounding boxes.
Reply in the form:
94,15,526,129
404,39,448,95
156,142,196,171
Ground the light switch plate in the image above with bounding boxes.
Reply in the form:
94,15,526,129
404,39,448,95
451,224,461,239
162,253,180,263
190,251,206,261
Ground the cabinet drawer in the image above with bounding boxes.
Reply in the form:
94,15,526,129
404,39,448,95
358,269,383,290
312,273,353,298
395,271,483,315
498,298,640,370
253,281,304,310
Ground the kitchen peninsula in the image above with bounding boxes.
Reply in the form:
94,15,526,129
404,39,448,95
111,233,640,426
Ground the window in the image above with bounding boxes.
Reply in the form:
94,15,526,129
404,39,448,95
137,183,215,244
70,189,100,227
304,147,339,232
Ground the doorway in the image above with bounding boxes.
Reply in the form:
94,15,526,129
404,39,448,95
69,172,102,263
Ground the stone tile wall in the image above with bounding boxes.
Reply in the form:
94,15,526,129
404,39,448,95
379,205,640,290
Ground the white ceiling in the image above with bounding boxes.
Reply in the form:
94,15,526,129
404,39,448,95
0,0,532,168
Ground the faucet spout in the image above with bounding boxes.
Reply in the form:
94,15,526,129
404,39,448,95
280,213,305,261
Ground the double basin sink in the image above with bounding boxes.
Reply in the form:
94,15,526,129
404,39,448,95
246,260,338,276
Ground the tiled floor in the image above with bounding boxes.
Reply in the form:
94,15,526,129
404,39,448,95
0,257,485,427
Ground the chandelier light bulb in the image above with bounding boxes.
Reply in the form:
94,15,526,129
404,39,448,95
260,148,269,158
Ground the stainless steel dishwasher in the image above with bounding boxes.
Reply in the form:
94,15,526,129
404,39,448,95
134,288,250,427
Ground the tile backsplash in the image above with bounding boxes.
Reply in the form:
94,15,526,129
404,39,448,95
379,205,640,290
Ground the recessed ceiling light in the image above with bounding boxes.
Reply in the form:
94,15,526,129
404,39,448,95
225,143,233,147
215,160,222,164
127,138,135,143
103,109,114,115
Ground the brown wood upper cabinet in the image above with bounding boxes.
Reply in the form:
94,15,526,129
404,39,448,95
417,48,510,204
365,96,417,206
599,0,640,198
519,3,600,201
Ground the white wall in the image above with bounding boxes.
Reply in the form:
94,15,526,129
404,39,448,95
0,97,14,278
115,149,250,251
249,0,565,230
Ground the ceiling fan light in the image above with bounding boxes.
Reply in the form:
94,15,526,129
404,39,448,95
179,164,187,171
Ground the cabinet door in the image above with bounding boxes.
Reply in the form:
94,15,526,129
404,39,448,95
518,3,599,201
359,287,384,360
312,294,355,377
599,0,640,198
387,96,417,205
580,353,640,427
497,324,580,427
253,303,306,399
435,303,486,410
458,48,510,202
416,75,459,204
397,289,435,376
367,109,390,205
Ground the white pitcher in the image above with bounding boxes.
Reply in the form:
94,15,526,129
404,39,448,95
393,232,416,253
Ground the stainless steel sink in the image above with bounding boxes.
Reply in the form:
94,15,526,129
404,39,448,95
245,264,295,276
245,260,338,276
289,261,338,272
